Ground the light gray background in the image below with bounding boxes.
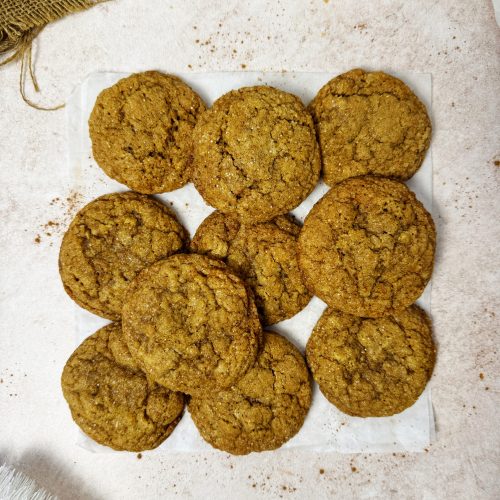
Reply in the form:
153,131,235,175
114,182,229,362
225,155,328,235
0,1,498,498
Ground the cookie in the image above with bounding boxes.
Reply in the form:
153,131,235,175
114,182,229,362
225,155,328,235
298,176,435,317
190,211,312,325
61,323,185,451
189,331,311,455
192,86,321,223
309,69,431,186
89,71,206,193
59,191,187,320
306,306,436,417
122,254,262,396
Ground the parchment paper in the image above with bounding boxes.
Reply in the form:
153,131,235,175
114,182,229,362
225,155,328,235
66,70,435,454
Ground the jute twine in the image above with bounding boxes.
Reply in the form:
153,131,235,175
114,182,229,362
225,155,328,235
0,0,107,110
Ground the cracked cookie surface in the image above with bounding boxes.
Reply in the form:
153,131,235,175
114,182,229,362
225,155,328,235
189,331,311,455
298,176,435,317
61,323,185,451
122,254,262,396
89,71,206,193
190,211,312,325
59,191,187,320
309,69,431,186
192,86,321,223
306,306,435,417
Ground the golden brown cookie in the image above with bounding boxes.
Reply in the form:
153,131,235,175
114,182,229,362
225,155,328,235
306,306,436,417
59,191,187,320
192,86,321,223
309,69,431,186
61,323,185,451
89,71,206,193
190,211,312,325
189,331,311,455
298,176,435,317
122,254,262,396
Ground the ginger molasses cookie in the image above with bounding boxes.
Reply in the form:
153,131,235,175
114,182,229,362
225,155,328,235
192,86,321,223
298,176,435,317
309,69,431,186
306,306,436,417
190,211,312,325
122,254,262,396
59,192,187,320
61,323,185,451
89,71,206,193
189,331,312,455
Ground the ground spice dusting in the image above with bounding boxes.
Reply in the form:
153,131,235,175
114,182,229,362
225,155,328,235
35,191,84,243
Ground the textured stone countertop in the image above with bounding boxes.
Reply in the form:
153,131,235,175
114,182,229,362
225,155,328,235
0,1,498,498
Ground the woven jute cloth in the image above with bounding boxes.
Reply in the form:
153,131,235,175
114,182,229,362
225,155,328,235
0,0,107,109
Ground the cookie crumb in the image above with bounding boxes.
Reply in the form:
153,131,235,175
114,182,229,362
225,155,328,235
494,160,500,167
319,468,325,474
479,372,484,380
241,64,247,69
351,466,357,473
34,235,41,244
137,453,142,459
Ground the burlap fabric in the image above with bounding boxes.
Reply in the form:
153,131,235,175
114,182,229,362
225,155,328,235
0,0,107,109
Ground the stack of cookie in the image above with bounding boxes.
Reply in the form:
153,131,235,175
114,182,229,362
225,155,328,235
60,68,436,455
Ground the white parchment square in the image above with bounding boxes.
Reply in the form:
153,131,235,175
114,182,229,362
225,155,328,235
66,70,434,454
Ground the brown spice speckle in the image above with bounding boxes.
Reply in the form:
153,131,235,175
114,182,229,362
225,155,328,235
319,468,325,474
479,372,484,380
137,453,142,459
351,466,357,473
494,160,500,167
40,192,84,242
